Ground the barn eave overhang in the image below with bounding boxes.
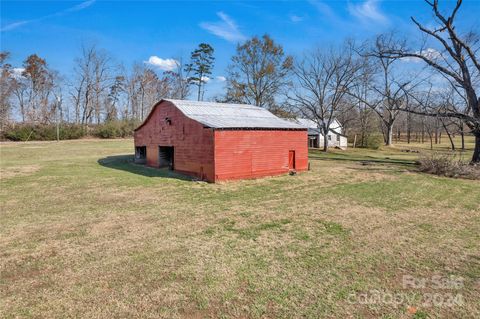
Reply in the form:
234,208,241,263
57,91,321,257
210,127,308,131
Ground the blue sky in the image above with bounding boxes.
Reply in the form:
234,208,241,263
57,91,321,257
1,0,479,99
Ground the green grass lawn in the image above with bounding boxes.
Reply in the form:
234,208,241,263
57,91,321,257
1,138,479,318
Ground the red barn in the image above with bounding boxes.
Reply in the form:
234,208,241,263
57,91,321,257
133,99,308,182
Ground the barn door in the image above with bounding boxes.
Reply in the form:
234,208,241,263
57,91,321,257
288,150,296,170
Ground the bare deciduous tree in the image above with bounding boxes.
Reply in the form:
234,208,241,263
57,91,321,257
0,52,16,130
167,58,190,100
352,34,415,146
376,0,480,163
288,44,361,151
71,45,114,125
17,54,57,124
348,56,379,147
125,61,191,121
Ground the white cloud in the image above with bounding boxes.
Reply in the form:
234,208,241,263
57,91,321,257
308,0,336,20
1,0,96,32
289,14,305,23
68,0,95,12
348,0,387,25
201,76,210,83
1,67,25,79
216,76,226,82
145,56,179,71
13,67,25,75
401,48,442,63
420,48,441,60
200,12,246,43
1,21,29,32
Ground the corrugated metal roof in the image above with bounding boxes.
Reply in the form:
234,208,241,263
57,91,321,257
292,118,344,135
165,99,306,130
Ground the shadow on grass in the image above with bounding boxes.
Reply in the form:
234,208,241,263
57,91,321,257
97,154,194,181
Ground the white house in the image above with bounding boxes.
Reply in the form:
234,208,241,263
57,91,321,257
296,118,348,149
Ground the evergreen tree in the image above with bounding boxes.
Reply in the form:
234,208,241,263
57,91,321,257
185,43,215,101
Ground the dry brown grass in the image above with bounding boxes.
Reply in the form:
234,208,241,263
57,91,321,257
1,139,479,318
0,164,41,179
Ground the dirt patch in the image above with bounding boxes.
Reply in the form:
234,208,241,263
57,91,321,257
0,165,41,179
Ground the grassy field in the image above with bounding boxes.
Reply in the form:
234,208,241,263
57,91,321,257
1,138,479,318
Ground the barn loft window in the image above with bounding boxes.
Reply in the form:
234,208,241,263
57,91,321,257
165,117,172,125
328,135,332,141
135,146,147,164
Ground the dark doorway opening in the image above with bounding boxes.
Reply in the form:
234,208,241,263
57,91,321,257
308,136,319,148
159,146,174,169
135,146,146,164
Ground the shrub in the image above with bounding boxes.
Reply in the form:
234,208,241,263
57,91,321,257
3,123,86,141
418,152,480,180
365,133,384,150
4,125,34,141
117,120,137,138
92,120,137,139
2,120,137,141
60,124,86,140
93,122,119,138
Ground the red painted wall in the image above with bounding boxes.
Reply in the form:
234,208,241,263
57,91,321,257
134,101,215,181
213,130,308,181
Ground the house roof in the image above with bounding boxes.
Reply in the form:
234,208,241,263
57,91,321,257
293,118,347,137
135,99,306,130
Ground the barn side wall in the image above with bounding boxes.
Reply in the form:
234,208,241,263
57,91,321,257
213,130,308,181
134,101,215,181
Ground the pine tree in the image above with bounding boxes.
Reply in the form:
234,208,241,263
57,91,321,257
185,43,215,101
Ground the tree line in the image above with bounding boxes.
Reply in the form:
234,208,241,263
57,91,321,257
0,0,478,163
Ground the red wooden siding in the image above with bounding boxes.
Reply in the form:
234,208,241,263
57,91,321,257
134,101,215,181
213,130,308,181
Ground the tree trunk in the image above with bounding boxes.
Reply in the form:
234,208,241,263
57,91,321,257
441,119,455,151
323,133,328,152
360,131,365,147
406,112,411,144
321,126,329,152
421,121,425,143
20,104,25,122
472,132,480,164
385,123,393,146
460,122,465,151
446,130,455,151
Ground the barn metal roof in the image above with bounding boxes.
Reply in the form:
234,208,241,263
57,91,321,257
164,99,306,130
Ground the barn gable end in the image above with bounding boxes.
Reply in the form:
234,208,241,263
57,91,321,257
134,100,215,181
